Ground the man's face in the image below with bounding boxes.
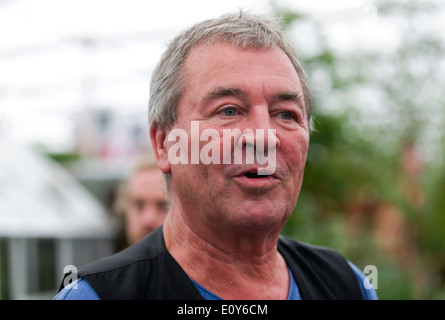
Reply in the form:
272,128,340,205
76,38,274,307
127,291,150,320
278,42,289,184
163,43,310,238
126,168,168,245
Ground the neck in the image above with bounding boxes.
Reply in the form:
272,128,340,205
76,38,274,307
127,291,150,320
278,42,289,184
163,205,289,300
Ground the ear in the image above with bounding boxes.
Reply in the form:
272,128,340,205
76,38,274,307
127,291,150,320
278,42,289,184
150,120,171,174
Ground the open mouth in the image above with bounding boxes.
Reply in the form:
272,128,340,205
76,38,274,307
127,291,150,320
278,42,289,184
243,172,271,179
233,168,278,190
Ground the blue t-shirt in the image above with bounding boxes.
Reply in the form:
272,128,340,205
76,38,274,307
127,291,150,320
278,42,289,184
54,261,378,300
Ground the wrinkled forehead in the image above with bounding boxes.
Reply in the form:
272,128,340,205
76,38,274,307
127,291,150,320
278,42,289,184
179,42,303,108
182,42,298,82
184,34,291,69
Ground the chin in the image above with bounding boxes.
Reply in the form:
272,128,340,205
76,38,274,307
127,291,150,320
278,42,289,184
229,204,289,233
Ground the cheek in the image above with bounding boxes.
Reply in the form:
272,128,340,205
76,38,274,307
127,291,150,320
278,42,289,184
198,129,225,164
280,134,309,189
283,134,309,165
126,212,138,226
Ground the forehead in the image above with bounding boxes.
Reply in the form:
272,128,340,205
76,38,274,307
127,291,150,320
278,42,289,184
184,42,297,78
180,42,302,105
129,168,163,188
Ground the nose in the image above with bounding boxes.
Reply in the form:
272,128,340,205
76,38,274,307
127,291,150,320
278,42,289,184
236,106,280,151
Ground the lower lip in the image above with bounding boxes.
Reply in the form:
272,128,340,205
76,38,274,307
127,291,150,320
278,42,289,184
233,175,279,190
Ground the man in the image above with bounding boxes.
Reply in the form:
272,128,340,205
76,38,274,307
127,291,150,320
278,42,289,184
55,11,377,300
113,154,168,247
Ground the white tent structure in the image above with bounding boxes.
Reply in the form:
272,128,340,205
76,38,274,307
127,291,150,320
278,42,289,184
0,143,116,299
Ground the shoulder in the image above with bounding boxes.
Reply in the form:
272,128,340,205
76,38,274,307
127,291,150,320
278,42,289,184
57,227,169,299
58,226,203,300
53,278,100,300
278,235,364,299
77,226,166,277
347,261,379,300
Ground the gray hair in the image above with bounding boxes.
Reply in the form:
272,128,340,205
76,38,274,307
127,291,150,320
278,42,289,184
148,10,313,130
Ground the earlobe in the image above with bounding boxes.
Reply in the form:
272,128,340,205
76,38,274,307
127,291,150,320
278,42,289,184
150,120,171,174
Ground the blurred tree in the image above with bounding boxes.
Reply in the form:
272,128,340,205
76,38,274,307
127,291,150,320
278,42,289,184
272,0,445,299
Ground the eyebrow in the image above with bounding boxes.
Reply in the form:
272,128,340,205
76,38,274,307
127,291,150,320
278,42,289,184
203,86,305,110
203,87,246,104
275,91,305,109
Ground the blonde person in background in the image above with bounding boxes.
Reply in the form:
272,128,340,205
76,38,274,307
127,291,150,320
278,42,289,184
113,153,169,247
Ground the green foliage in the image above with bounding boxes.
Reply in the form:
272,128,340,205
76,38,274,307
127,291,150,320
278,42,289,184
44,151,81,165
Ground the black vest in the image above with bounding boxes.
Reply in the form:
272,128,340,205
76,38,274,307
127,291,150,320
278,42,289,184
59,227,363,300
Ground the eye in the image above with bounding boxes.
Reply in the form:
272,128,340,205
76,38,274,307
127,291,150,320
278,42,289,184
279,111,295,121
274,110,306,129
217,106,239,117
157,201,169,213
222,107,237,117
133,200,144,212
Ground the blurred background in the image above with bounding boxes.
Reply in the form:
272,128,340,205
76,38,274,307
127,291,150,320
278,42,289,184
0,0,444,299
